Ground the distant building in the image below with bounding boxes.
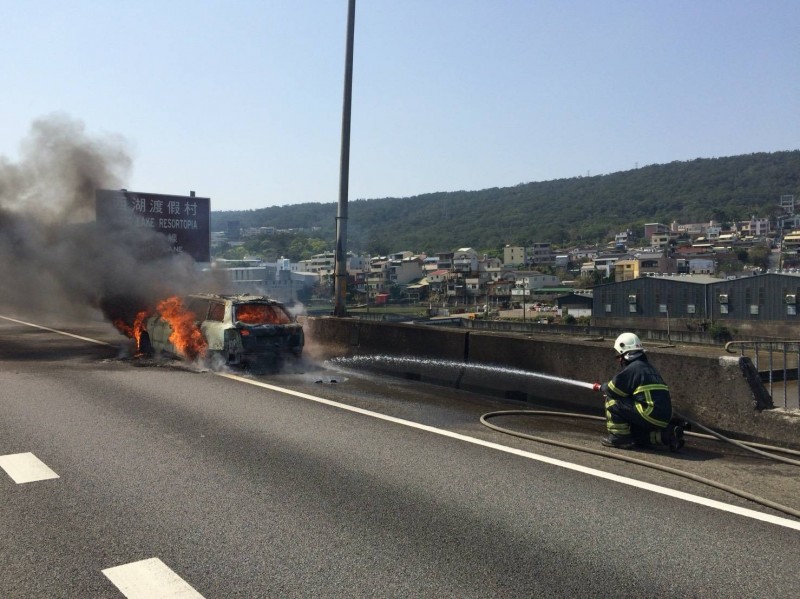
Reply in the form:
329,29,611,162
453,248,479,273
529,243,554,265
592,272,800,338
514,271,560,289
736,216,771,237
614,255,678,282
503,245,527,267
554,255,570,268
299,251,367,274
644,223,670,240
556,292,593,318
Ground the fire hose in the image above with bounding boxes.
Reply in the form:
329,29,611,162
480,387,800,520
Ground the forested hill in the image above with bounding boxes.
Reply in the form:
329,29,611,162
211,151,800,255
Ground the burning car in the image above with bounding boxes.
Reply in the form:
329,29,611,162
137,293,304,367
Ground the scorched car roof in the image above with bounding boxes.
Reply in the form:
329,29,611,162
189,293,285,304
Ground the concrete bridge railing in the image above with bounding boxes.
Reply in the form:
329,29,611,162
307,316,800,449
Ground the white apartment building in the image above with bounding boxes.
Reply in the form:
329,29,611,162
453,248,479,273
514,272,560,289
299,251,368,274
736,216,771,237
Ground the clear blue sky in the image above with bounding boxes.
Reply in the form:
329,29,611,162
1,1,798,212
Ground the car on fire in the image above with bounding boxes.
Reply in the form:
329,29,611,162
139,293,304,367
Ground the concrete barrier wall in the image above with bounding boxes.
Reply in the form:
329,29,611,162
307,317,800,448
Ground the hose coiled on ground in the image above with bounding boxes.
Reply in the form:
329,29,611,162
480,409,800,520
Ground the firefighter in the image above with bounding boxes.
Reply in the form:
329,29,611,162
597,332,684,451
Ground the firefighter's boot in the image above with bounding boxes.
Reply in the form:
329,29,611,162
661,424,685,452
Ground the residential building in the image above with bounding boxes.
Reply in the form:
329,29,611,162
388,254,424,285
736,216,771,237
453,248,479,274
436,252,454,271
422,256,440,274
299,251,368,275
485,279,515,306
426,269,452,302
485,265,504,282
650,232,671,250
570,247,599,262
644,223,670,240
614,255,678,282
591,255,622,278
529,243,554,266
670,221,707,237
366,257,389,300
614,230,634,248
685,258,715,274
515,271,560,289
479,255,503,272
503,245,527,267
465,276,482,298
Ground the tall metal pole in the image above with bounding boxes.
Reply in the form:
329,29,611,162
522,280,527,323
333,0,356,317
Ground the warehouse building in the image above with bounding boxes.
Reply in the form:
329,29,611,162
592,272,800,338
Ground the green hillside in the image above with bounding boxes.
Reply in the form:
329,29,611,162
211,151,800,256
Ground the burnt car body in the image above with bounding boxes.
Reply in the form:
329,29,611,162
140,293,304,366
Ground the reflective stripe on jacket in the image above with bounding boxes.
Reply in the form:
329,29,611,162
602,357,672,429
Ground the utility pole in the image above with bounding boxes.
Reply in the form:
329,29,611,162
333,0,356,317
522,279,527,323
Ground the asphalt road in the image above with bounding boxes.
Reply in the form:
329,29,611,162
2,313,800,598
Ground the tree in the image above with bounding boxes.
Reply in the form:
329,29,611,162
209,151,800,257
747,245,771,270
219,245,247,260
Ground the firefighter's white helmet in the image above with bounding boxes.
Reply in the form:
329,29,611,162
614,332,644,356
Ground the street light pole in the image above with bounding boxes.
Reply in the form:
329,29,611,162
333,0,356,317
522,279,527,323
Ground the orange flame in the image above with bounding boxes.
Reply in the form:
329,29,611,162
156,296,208,360
236,303,290,325
113,310,149,350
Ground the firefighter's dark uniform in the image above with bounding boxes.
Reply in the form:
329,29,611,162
601,352,672,446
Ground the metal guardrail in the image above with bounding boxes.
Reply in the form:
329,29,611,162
725,340,800,409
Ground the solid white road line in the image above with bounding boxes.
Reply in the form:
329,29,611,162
0,452,59,483
3,317,797,532
0,315,112,346
102,558,204,599
216,372,800,532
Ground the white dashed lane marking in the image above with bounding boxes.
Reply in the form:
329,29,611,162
102,558,205,598
0,452,60,483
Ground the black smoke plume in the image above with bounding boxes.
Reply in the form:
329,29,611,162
0,114,219,329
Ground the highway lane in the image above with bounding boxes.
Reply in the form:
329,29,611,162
1,315,800,597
